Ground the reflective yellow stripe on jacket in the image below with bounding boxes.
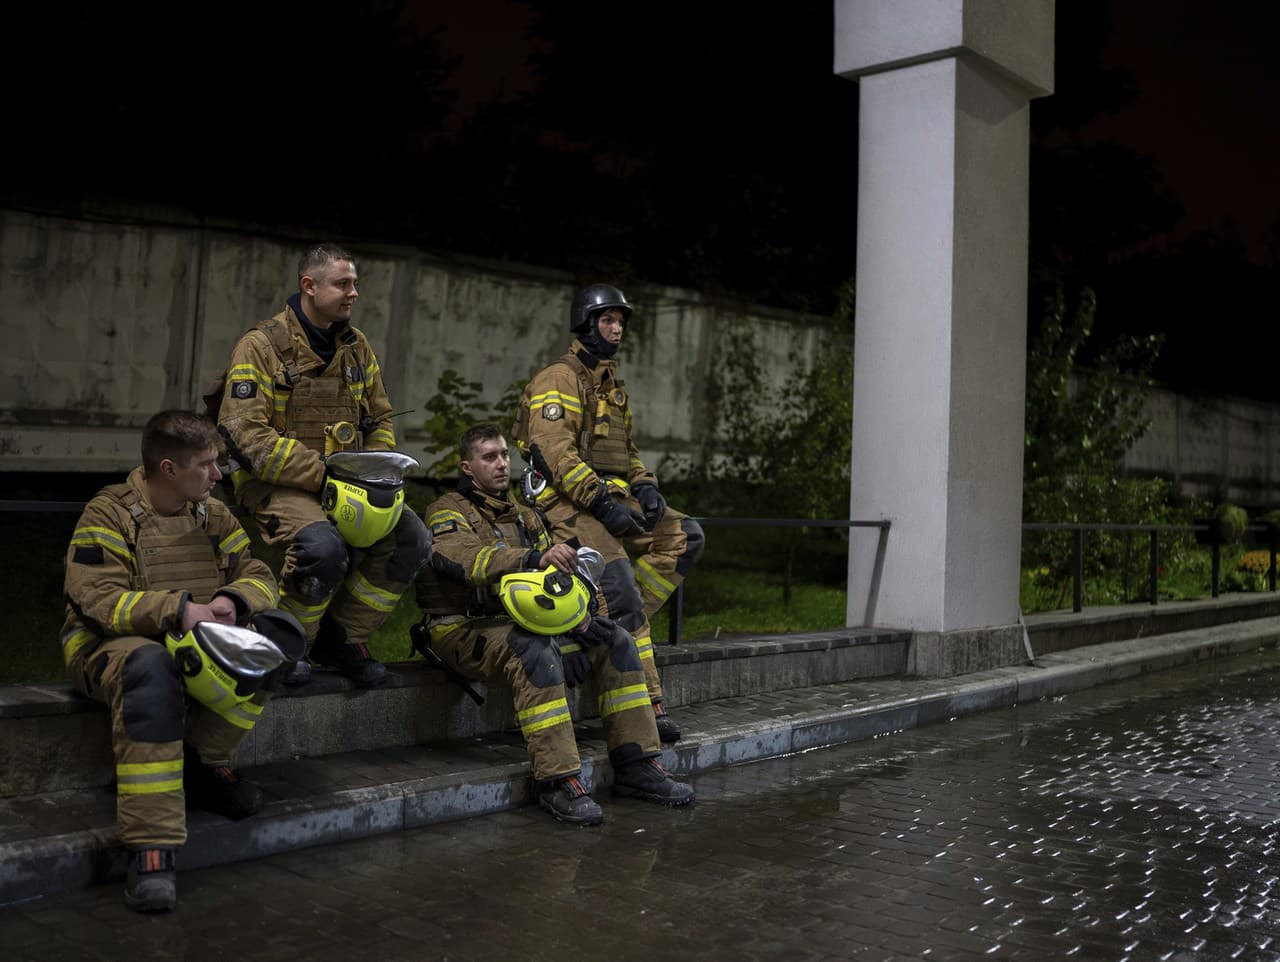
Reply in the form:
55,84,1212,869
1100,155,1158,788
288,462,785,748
528,389,583,416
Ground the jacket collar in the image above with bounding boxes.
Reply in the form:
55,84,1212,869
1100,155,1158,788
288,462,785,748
457,476,515,517
570,338,616,375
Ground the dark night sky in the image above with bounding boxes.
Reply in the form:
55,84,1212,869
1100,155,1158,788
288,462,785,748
1072,0,1280,263
415,0,1279,263
7,1,1278,396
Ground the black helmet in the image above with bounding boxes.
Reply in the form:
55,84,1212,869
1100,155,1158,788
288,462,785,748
570,284,632,336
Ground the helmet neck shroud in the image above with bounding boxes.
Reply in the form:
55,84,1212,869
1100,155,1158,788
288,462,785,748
569,284,631,360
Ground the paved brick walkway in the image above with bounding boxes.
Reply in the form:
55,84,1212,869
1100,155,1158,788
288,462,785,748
5,646,1280,960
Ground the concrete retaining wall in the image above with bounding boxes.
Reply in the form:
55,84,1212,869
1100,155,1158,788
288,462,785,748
0,207,826,476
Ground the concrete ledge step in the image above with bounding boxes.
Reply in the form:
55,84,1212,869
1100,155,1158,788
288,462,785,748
0,627,910,798
1025,593,1280,654
4,619,1278,906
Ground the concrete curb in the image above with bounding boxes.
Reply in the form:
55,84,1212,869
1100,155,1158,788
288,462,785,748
3,618,1279,906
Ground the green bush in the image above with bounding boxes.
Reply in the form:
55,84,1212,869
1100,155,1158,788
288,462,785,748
1020,475,1210,611
1209,503,1249,545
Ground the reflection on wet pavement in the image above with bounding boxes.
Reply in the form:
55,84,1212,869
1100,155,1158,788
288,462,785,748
6,651,1280,961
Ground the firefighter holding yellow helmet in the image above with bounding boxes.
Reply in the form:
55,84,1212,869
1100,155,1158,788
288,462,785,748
413,424,693,825
513,284,706,743
60,410,305,913
215,244,431,687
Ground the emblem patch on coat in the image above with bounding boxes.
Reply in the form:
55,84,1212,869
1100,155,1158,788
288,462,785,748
230,381,257,399
542,403,564,421
612,388,626,406
432,520,458,535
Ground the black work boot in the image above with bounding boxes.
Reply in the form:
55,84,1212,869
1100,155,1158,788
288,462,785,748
537,773,604,826
124,846,177,913
185,750,263,820
653,701,682,743
613,757,695,806
282,655,312,686
311,621,389,688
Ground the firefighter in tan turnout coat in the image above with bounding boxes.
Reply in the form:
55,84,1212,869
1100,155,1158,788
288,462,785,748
216,244,431,688
514,284,705,743
414,424,693,824
61,410,305,912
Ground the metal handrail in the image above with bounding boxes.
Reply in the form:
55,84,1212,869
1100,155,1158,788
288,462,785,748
8,498,1271,631
665,517,891,645
1021,521,1278,612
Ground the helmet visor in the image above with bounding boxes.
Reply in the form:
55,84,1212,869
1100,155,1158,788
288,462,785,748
326,450,420,486
193,622,290,680
575,546,605,588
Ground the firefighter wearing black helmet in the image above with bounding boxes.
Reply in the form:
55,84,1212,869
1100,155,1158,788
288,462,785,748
513,284,706,743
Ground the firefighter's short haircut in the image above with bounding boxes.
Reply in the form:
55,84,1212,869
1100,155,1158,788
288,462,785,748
459,423,505,463
141,410,222,475
297,244,355,285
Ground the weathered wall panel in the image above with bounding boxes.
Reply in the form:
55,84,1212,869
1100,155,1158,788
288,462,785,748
0,209,827,476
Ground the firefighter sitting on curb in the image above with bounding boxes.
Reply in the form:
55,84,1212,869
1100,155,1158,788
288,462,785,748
513,283,705,744
214,243,431,688
413,423,694,825
60,410,306,913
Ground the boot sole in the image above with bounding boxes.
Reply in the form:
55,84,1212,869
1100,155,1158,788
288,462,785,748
124,889,176,913
612,786,696,807
124,896,176,913
538,798,604,827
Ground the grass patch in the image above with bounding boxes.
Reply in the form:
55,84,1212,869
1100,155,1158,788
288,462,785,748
648,523,849,642
1,510,78,684
650,573,847,642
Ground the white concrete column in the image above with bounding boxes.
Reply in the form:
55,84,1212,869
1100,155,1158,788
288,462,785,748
836,0,1054,675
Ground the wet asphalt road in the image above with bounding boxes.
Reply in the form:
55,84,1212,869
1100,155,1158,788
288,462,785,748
5,650,1280,961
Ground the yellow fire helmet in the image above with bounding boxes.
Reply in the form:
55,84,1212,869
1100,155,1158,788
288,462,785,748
165,622,303,730
321,450,420,548
498,569,592,635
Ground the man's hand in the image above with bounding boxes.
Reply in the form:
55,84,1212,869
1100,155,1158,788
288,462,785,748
576,614,621,647
537,543,578,572
632,482,667,531
181,596,238,631
557,638,592,688
589,485,645,538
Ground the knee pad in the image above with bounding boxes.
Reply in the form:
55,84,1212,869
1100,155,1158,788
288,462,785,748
602,559,645,634
387,510,432,585
676,518,706,576
505,627,565,689
288,522,349,600
122,644,185,743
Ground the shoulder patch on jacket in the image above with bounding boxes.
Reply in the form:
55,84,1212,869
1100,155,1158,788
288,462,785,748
542,403,564,421
73,545,105,565
229,380,257,399
431,520,458,535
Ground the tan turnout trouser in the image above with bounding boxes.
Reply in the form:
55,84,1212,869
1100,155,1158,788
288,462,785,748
428,615,658,782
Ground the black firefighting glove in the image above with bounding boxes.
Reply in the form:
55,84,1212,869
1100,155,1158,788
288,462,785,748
556,637,592,689
631,482,667,532
577,615,621,648
589,484,645,538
